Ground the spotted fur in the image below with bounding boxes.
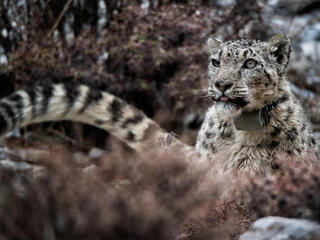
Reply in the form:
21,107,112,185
196,33,318,174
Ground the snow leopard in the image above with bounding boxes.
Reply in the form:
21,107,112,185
0,33,317,174
195,33,318,173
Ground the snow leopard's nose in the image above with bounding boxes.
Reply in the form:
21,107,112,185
214,81,233,93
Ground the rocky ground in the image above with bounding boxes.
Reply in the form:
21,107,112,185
0,0,320,239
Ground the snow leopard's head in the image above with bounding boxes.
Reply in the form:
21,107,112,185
207,33,291,114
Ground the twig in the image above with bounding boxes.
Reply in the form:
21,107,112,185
48,128,77,146
47,128,90,152
44,0,52,9
46,0,73,39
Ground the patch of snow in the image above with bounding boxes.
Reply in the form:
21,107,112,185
98,51,109,65
141,0,150,9
141,0,150,14
53,30,59,42
301,22,320,41
152,0,159,8
3,0,8,8
64,14,75,47
2,28,8,38
300,41,320,60
65,33,75,47
216,0,235,7
97,0,107,34
268,0,279,6
11,21,17,28
0,55,8,65
21,25,27,40
290,83,315,99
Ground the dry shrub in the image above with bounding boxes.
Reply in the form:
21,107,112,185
0,144,228,240
3,137,320,239
232,153,320,222
179,200,253,240
180,153,320,240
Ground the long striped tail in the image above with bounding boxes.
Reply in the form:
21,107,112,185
0,83,193,156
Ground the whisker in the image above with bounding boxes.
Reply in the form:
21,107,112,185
196,95,212,99
173,88,208,96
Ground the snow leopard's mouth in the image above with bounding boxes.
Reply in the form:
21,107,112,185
213,96,249,109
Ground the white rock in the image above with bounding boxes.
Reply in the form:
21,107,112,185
88,147,104,159
240,216,320,240
82,164,96,174
0,159,33,171
73,152,89,165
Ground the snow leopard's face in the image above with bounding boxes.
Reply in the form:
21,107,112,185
207,34,291,115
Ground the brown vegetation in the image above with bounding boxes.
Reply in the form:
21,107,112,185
0,143,226,240
1,1,320,239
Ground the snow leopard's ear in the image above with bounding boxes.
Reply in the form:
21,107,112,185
268,33,291,70
207,37,221,54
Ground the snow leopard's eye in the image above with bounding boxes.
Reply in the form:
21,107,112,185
243,59,257,69
211,58,220,67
